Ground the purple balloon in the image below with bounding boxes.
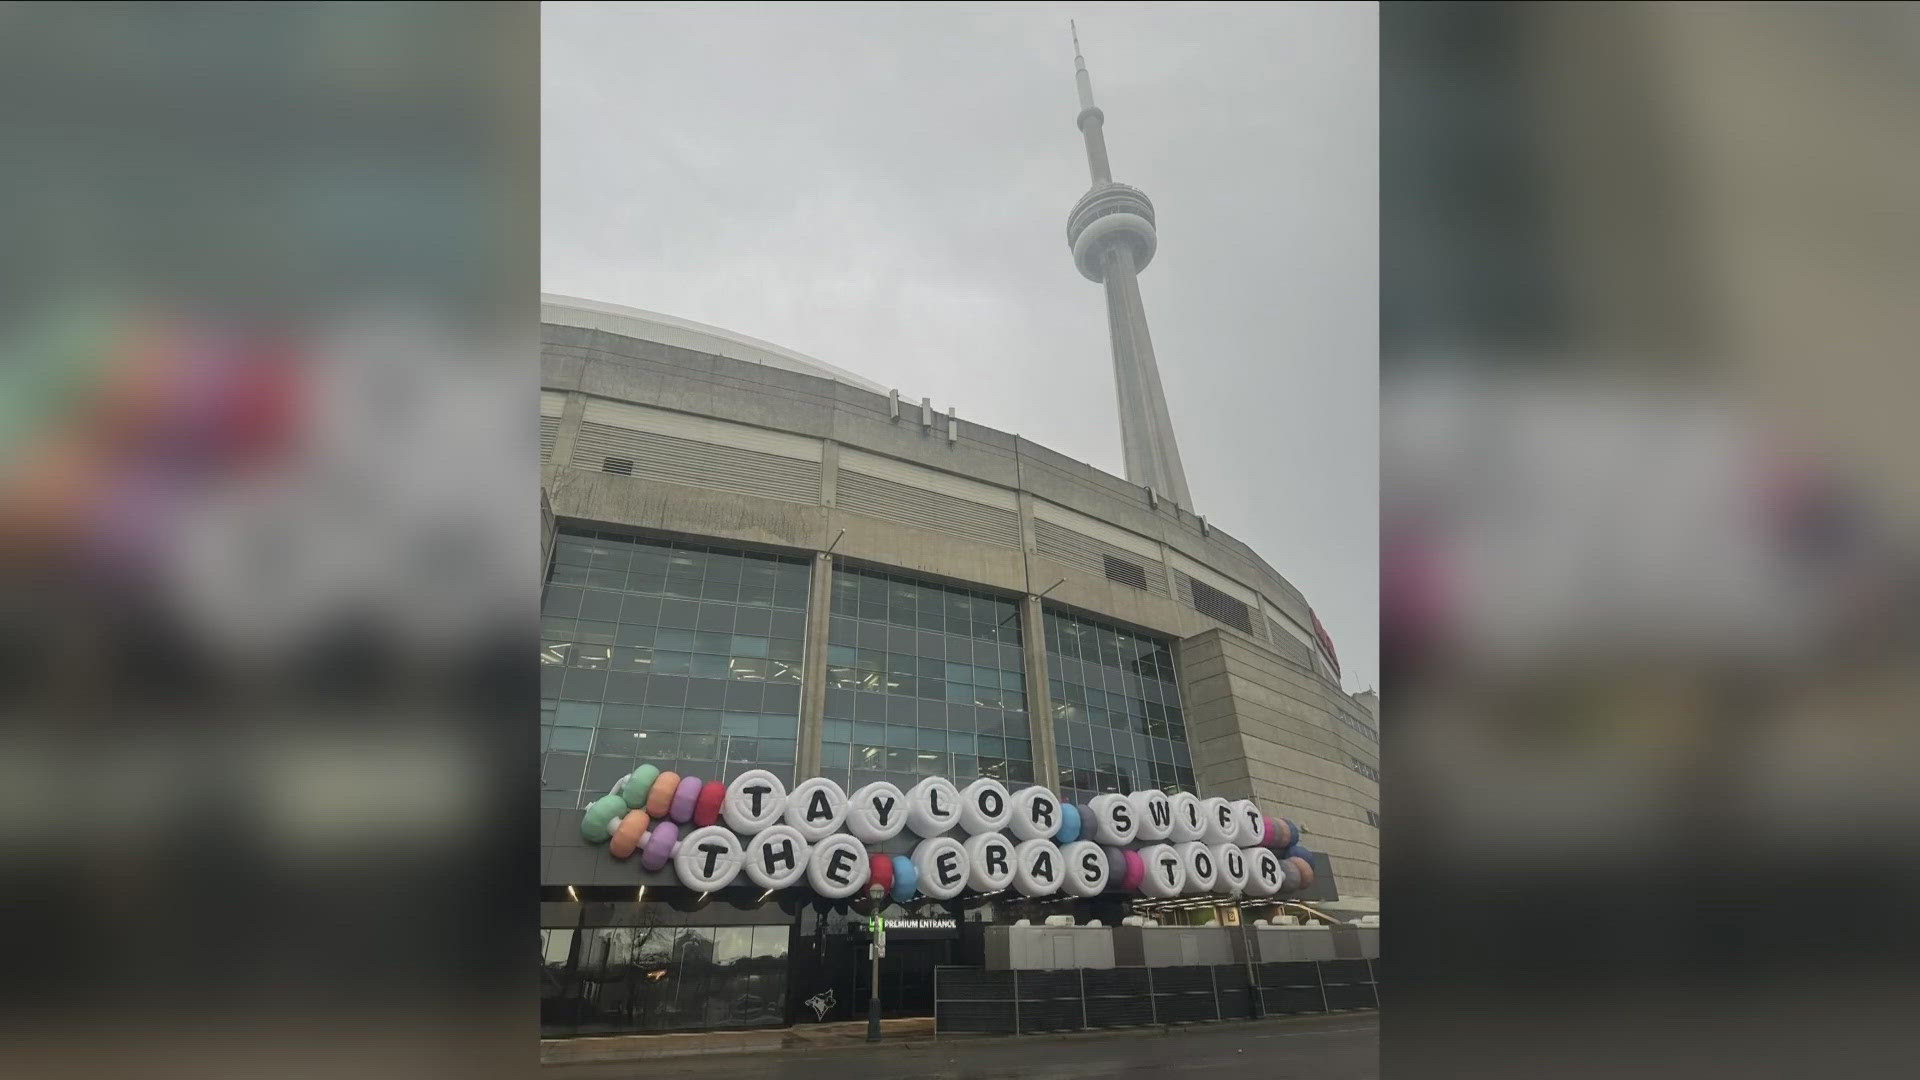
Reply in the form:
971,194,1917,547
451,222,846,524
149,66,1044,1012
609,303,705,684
670,775,703,823
640,820,680,871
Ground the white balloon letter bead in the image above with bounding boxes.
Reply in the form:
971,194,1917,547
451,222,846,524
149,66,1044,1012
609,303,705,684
1060,840,1110,897
1244,846,1284,898
784,776,849,842
963,831,1016,893
806,833,870,899
958,777,1011,835
1231,799,1265,847
1129,789,1174,843
905,776,962,838
846,781,908,843
672,825,745,892
1211,842,1248,895
1178,841,1219,894
1199,797,1236,845
722,769,788,834
1008,786,1061,841
1167,791,1205,843
1137,842,1186,898
911,835,970,900
1011,838,1063,896
1087,793,1139,846
744,824,810,890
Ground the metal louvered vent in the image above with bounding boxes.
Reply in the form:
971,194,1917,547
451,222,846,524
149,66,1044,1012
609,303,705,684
837,470,1020,548
1103,554,1149,591
1033,519,1170,597
1185,576,1253,634
1265,616,1313,667
602,456,633,476
539,415,560,462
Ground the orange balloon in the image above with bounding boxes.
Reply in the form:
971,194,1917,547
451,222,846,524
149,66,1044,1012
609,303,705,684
608,811,651,859
645,771,680,818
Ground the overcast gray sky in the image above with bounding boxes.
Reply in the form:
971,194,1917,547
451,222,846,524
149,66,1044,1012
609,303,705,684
542,2,1378,692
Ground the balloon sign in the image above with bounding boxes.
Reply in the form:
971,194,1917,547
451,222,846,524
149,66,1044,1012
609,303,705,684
846,782,907,843
578,762,1323,904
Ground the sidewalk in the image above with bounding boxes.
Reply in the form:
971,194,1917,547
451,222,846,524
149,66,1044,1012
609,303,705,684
540,1011,1374,1066
541,1017,935,1065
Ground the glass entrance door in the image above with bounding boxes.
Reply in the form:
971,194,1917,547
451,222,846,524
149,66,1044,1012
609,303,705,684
851,935,953,1018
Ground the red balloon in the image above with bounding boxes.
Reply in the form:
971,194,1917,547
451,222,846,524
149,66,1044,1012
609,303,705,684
869,853,895,893
693,780,726,827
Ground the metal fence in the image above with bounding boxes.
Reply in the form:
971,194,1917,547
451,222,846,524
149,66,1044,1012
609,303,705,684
932,959,1378,1035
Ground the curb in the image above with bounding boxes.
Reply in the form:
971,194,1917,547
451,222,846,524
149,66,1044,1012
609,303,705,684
542,1010,1377,1065
903,1009,1377,1049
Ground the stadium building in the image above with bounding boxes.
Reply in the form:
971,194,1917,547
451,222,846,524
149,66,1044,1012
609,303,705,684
540,33,1377,1038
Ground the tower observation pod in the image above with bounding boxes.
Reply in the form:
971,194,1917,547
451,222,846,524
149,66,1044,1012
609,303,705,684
1065,22,1194,510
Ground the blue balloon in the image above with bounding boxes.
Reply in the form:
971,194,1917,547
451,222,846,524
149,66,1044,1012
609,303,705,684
1284,843,1315,863
1056,802,1081,843
889,854,919,903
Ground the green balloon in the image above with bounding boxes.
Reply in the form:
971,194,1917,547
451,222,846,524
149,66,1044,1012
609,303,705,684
620,763,660,809
579,793,628,843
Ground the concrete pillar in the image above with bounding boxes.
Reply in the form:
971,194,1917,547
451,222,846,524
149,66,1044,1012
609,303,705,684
795,551,835,778
1019,593,1059,792
819,440,840,508
540,487,556,576
547,391,586,470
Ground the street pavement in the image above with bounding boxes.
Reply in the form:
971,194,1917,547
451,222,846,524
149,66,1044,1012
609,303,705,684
544,1012,1378,1080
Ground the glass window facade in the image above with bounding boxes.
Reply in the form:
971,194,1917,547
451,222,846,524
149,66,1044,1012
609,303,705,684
821,565,1033,791
1044,606,1193,804
540,921,790,1035
541,529,810,807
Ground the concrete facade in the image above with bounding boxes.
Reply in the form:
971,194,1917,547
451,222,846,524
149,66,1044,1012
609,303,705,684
540,305,1379,904
1179,630,1380,894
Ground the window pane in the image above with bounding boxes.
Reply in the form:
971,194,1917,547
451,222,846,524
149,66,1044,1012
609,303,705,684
751,925,790,959
712,926,753,965
549,727,594,753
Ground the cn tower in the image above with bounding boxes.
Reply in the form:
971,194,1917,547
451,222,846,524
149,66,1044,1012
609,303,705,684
1065,22,1194,509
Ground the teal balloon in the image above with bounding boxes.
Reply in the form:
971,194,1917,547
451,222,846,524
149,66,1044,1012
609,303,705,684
619,763,660,807
579,793,628,843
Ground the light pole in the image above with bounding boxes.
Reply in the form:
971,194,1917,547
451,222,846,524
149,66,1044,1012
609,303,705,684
1235,893,1264,1019
866,883,886,1042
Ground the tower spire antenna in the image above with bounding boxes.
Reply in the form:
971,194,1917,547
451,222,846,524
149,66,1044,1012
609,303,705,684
1062,24,1195,508
1071,21,1097,112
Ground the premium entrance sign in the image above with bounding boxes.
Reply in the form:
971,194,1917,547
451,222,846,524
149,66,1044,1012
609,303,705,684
582,763,1319,903
863,916,955,931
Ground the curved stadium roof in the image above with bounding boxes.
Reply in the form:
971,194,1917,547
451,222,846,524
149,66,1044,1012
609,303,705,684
541,294,892,397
